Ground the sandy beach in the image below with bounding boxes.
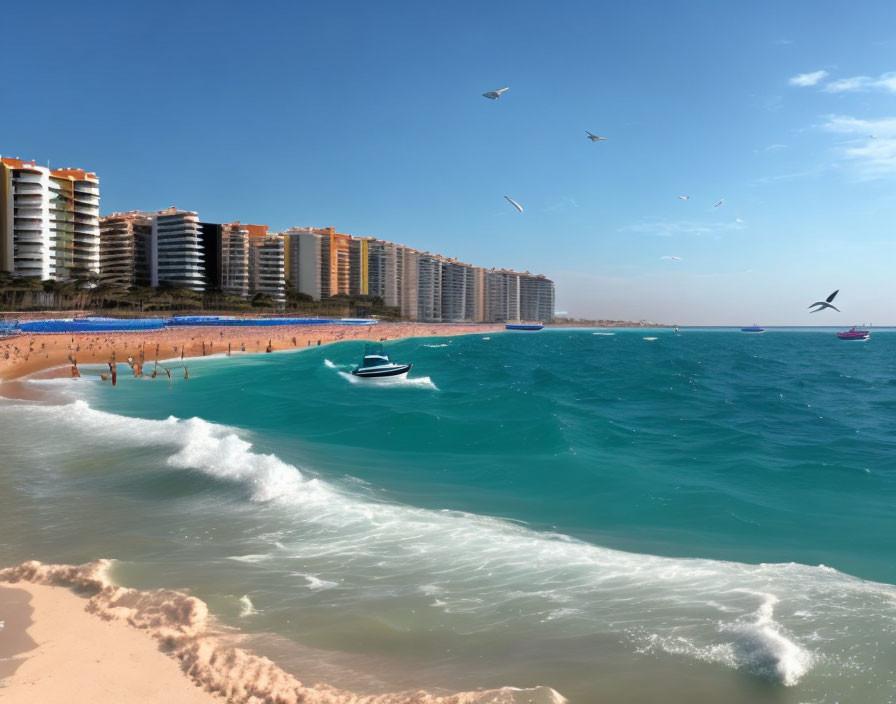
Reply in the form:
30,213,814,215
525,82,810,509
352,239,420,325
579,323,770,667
0,322,503,387
0,561,561,704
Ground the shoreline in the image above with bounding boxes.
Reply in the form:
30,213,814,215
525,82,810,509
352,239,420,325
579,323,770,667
0,560,564,704
0,322,504,387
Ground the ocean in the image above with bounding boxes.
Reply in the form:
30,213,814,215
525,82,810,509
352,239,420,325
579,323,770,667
1,328,894,703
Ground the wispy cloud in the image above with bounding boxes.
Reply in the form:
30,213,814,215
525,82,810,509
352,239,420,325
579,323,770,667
822,71,896,93
660,255,682,261
621,219,745,238
789,70,828,87
543,195,580,213
821,114,896,177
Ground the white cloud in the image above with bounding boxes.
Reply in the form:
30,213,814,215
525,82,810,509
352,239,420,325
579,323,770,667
621,219,745,238
789,70,828,87
822,71,896,93
821,114,896,178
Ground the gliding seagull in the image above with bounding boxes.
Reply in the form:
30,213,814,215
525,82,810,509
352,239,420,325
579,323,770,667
504,196,524,213
586,131,607,141
714,199,725,207
678,195,690,200
482,87,509,100
808,289,840,313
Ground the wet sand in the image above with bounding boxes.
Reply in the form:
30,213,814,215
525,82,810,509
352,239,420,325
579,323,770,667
0,322,503,385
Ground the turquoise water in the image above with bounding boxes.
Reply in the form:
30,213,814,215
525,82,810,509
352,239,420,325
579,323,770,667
1,329,895,702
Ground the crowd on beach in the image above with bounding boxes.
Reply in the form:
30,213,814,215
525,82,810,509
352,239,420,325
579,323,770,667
0,322,503,386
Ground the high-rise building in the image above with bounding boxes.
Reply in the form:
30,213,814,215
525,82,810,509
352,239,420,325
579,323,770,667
49,168,100,281
485,270,522,323
440,259,474,323
398,246,419,321
150,207,205,292
367,239,401,307
99,211,152,288
349,237,370,296
417,254,443,322
248,230,285,307
282,228,324,300
1,157,99,281
520,273,555,322
200,222,250,297
320,228,351,297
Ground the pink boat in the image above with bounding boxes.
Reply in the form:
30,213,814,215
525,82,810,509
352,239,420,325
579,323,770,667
836,327,870,341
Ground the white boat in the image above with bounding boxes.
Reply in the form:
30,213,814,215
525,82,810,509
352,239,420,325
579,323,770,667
351,344,413,379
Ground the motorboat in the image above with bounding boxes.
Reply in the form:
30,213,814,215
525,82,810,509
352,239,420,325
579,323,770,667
741,325,765,333
351,344,413,378
836,327,870,341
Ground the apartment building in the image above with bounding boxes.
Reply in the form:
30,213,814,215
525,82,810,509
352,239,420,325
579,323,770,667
200,222,250,297
0,157,100,281
248,229,285,306
99,211,152,288
150,207,205,292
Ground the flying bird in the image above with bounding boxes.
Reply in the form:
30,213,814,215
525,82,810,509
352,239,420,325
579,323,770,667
678,196,690,200
482,87,509,100
586,131,607,142
504,195,524,213
661,256,682,261
714,199,725,207
808,289,840,313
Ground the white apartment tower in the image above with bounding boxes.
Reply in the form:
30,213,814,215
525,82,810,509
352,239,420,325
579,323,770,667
150,207,205,292
1,157,100,281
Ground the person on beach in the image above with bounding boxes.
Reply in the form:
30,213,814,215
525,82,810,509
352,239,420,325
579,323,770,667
227,343,232,357
266,340,273,353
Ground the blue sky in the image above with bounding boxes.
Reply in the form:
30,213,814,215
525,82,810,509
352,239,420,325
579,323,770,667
4,0,896,324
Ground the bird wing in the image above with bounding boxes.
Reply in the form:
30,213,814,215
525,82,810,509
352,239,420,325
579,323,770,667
808,302,826,309
586,131,595,137
496,87,509,94
504,196,524,212
714,200,724,207
826,289,839,303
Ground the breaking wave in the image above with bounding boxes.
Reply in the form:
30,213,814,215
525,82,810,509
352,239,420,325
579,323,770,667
4,399,896,690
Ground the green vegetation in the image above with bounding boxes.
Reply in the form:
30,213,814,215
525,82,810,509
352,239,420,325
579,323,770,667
0,275,402,320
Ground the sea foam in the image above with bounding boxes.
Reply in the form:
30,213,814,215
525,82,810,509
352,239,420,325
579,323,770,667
6,399,896,688
0,559,564,704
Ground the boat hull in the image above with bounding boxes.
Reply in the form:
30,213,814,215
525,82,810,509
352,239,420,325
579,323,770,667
740,327,765,333
351,363,413,378
506,324,543,331
836,332,870,340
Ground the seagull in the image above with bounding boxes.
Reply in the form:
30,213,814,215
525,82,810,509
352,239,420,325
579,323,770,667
586,131,607,142
714,199,725,207
482,87,509,100
660,256,682,260
678,195,690,200
808,289,840,313
504,195,524,213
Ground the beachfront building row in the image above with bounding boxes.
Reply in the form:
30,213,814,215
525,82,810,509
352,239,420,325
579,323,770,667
280,228,554,322
0,157,100,281
99,209,285,304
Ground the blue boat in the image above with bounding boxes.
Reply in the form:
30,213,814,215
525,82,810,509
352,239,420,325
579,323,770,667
506,323,544,331
740,326,765,333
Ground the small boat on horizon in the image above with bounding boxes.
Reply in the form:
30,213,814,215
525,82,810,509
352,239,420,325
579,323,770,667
351,344,413,378
741,325,765,333
836,327,870,341
506,322,543,331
